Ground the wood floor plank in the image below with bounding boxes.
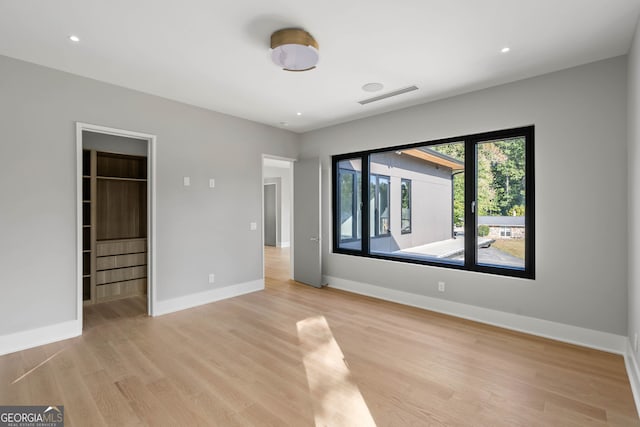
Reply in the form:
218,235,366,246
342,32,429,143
50,356,109,427
114,375,180,426
83,369,144,427
0,245,637,426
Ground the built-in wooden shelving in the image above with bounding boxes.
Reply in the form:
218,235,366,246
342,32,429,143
83,150,147,304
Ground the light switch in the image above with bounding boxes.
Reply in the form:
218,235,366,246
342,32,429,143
250,222,257,231
183,176,191,186
209,178,215,188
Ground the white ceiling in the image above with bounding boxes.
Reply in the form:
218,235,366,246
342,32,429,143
1,1,639,133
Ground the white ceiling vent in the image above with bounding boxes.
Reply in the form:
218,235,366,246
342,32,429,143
358,85,419,105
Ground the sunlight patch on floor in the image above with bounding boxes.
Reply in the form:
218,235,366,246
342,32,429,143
297,315,377,427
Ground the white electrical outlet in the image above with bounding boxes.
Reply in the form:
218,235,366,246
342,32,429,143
635,333,638,353
209,178,215,188
183,176,191,186
208,273,215,284
250,222,257,230
438,281,445,292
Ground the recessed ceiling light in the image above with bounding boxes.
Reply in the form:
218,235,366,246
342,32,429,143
296,112,302,116
362,82,384,92
69,35,80,43
501,47,510,53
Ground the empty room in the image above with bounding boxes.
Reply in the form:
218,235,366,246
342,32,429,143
2,1,640,426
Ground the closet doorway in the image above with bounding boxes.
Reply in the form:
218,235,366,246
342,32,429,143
76,123,156,325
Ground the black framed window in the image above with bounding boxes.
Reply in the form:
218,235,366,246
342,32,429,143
336,159,362,251
369,174,390,237
401,179,411,234
332,126,535,279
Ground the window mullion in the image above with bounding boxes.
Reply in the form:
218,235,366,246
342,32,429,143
464,139,477,268
332,158,339,253
351,170,358,239
362,156,370,254
524,127,535,273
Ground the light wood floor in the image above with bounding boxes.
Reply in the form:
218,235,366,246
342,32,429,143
1,246,638,426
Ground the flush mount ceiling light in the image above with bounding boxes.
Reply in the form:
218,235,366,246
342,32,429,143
69,35,80,42
270,28,319,72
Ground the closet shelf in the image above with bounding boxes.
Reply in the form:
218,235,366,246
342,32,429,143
97,176,147,182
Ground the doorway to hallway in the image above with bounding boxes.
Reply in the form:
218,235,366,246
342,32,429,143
263,157,293,287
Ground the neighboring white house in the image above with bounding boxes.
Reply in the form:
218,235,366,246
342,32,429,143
338,147,464,252
478,216,525,239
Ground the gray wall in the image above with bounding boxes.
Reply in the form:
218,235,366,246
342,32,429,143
300,56,628,335
0,55,298,335
629,21,640,350
0,50,632,340
264,165,292,246
83,131,148,156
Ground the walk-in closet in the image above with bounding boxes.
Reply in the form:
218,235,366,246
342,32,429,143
82,131,148,307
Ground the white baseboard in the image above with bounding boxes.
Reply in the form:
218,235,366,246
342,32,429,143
153,279,264,316
625,338,640,418
0,319,82,356
324,275,626,355
277,241,290,248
